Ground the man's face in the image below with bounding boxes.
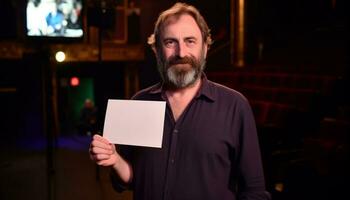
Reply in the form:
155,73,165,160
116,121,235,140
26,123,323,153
156,14,208,89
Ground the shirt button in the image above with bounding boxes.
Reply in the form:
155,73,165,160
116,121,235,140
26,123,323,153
173,129,178,134
171,158,175,164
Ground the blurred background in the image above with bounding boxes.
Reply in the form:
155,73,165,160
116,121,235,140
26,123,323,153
0,0,348,200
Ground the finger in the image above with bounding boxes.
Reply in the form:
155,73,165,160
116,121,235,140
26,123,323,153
110,143,117,151
93,134,111,144
91,139,112,151
91,146,114,155
97,160,113,166
92,153,110,161
96,160,107,166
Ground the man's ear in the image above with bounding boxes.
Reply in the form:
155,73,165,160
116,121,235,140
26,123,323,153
203,43,209,58
151,45,157,55
152,45,162,60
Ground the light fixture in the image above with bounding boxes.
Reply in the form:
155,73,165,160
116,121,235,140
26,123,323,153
55,51,66,62
70,76,80,87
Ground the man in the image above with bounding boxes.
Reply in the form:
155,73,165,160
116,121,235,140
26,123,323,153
90,3,270,200
78,99,98,136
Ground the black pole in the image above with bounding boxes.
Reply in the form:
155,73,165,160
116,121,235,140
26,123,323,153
39,46,56,200
95,0,107,181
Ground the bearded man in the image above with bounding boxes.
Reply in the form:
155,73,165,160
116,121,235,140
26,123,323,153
89,3,270,200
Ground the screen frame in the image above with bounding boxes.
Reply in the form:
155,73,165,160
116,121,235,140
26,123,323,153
25,0,85,43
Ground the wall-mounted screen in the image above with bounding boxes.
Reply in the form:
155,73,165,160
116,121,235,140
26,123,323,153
26,0,83,39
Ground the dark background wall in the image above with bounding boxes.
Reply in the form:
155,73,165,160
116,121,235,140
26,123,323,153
0,0,347,155
0,0,348,200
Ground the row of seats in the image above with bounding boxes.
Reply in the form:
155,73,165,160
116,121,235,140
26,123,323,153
241,86,319,110
249,100,295,126
207,71,337,126
208,71,337,94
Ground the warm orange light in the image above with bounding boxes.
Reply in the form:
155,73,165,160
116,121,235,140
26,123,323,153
237,0,245,67
70,77,80,87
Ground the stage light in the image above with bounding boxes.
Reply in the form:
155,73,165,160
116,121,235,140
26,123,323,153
70,76,80,87
55,51,66,62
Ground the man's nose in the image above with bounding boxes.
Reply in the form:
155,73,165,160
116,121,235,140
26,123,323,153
176,42,188,58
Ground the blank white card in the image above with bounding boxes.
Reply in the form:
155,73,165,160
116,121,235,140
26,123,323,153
103,99,166,148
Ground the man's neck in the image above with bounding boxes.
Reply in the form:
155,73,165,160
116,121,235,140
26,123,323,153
165,78,202,99
165,78,202,121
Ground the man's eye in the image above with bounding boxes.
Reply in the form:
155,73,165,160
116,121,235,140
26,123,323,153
186,40,196,46
164,40,176,47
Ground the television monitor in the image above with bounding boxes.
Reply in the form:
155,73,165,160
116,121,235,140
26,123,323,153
26,0,84,40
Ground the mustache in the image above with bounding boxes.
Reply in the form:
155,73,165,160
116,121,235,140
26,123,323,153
167,56,196,66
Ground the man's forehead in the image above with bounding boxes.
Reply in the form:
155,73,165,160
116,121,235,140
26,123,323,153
161,14,198,30
160,14,202,38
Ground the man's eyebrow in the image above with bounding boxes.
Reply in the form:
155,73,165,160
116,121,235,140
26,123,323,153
164,36,197,40
184,36,197,41
162,37,177,41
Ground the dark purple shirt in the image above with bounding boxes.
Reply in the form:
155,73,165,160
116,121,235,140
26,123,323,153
112,75,270,200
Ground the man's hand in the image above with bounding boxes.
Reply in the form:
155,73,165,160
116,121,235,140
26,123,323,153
89,134,118,166
89,134,133,183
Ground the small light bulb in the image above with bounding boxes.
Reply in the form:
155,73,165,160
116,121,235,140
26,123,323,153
55,51,66,62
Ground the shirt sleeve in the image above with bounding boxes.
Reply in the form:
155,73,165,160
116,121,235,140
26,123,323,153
236,99,271,200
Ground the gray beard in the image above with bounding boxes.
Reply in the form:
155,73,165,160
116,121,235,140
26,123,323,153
157,53,206,89
166,65,198,88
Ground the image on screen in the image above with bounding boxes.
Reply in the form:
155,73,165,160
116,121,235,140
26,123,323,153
26,0,83,38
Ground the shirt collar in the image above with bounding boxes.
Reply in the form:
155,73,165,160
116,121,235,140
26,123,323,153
149,73,216,102
196,73,215,102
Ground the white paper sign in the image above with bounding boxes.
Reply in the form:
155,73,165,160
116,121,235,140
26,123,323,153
103,99,166,148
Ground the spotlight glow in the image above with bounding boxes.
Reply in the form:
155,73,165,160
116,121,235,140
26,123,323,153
70,77,80,87
55,51,66,62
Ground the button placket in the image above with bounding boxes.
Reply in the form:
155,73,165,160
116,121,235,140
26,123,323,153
169,128,178,164
163,127,179,200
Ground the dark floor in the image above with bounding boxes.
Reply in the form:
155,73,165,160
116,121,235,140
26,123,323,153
0,135,132,200
1,128,348,200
